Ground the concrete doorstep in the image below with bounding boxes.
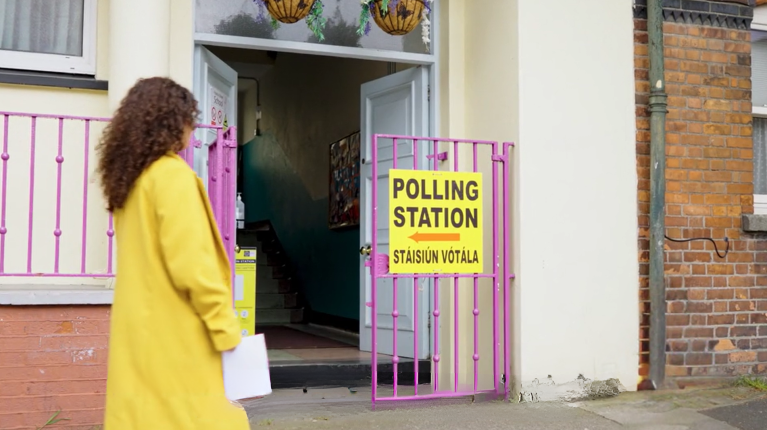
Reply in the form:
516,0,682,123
240,385,767,430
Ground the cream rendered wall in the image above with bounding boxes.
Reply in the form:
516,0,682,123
440,0,639,399
0,0,194,287
515,0,638,397
0,1,111,285
432,0,502,394
109,0,193,107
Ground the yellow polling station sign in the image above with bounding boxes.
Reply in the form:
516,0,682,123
234,247,257,336
389,169,483,274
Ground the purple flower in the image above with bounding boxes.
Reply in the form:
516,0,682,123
254,0,268,21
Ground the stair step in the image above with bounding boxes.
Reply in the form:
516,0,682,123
256,272,292,293
255,231,275,242
255,248,269,262
233,242,265,261
266,255,285,267
255,265,291,281
257,281,292,294
256,308,304,325
279,279,293,292
271,266,290,279
235,231,261,248
257,293,298,309
268,361,432,389
249,222,271,232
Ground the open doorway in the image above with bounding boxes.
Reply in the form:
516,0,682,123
198,45,431,387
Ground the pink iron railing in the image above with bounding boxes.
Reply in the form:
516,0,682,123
0,112,112,277
203,126,239,286
367,134,514,407
0,111,236,279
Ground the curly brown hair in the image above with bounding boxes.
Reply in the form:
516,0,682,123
96,77,200,212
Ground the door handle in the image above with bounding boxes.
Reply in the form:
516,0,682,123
235,244,241,254
360,245,372,256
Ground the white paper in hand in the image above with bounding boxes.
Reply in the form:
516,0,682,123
222,334,272,401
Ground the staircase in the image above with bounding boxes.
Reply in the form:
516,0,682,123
237,222,304,326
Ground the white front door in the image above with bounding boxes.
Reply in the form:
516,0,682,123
359,66,431,360
193,45,238,185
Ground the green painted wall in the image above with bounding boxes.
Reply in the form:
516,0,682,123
242,133,359,321
236,53,395,322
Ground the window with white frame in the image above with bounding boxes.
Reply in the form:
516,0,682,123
0,0,97,75
753,7,767,214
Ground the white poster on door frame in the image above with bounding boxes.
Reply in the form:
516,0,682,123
208,85,229,127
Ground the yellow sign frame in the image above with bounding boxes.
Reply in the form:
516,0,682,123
388,169,483,274
234,247,257,336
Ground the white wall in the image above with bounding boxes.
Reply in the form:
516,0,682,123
441,0,639,399
514,0,639,396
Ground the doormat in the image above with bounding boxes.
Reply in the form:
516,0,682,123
257,325,352,350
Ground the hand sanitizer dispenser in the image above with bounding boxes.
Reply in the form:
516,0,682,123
236,193,245,230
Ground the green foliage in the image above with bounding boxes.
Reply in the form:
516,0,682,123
307,6,362,47
735,375,767,391
356,2,372,36
36,411,70,430
214,12,276,39
306,0,328,42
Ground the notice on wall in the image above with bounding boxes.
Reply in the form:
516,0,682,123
208,85,228,127
234,247,257,336
388,169,483,274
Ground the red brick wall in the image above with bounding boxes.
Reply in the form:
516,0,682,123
0,306,110,430
635,19,767,383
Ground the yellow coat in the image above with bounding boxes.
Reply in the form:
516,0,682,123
104,154,250,430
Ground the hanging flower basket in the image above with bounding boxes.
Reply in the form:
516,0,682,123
373,0,425,36
254,0,328,41
357,0,433,49
264,0,315,23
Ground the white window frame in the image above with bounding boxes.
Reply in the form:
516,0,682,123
754,108,767,214
754,6,767,215
754,106,767,216
0,0,98,75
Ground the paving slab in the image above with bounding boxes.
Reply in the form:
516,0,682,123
701,398,767,430
580,386,766,430
240,385,767,430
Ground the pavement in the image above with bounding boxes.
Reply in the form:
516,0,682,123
240,384,767,429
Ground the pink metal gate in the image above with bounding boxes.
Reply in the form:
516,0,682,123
197,125,238,286
367,134,513,407
0,111,237,279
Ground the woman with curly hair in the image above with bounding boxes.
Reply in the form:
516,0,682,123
97,77,249,430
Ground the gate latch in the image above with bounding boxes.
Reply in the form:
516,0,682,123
426,152,448,162
360,246,390,276
373,254,390,276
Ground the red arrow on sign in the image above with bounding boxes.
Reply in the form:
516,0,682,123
408,232,461,243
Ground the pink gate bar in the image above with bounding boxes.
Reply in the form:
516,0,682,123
0,111,236,279
368,134,514,407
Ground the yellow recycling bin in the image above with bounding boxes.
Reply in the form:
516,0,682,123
234,247,257,336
